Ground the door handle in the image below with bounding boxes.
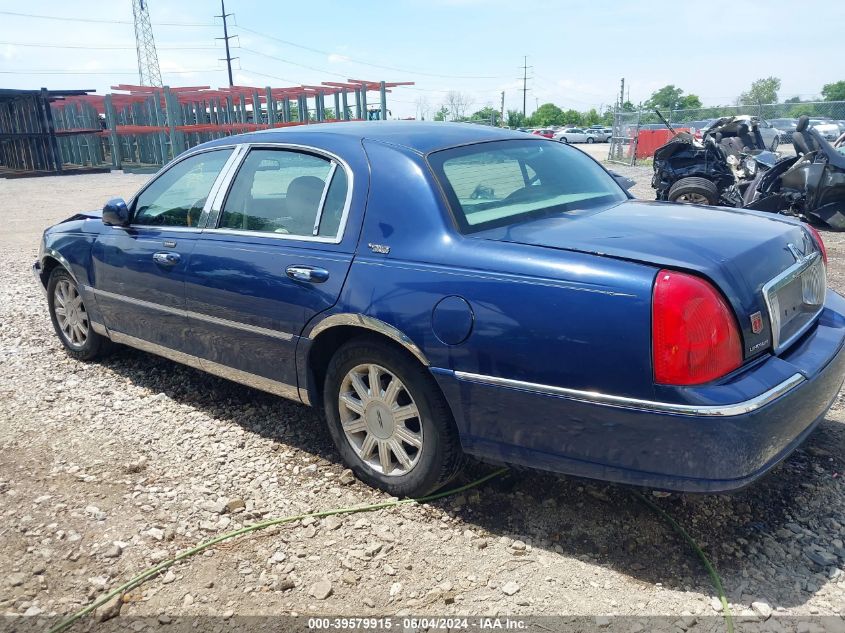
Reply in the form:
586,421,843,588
286,265,329,283
152,252,181,266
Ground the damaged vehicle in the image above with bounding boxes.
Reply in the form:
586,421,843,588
742,116,845,230
652,114,776,206
33,122,845,496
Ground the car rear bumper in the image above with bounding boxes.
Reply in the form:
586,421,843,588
433,291,845,492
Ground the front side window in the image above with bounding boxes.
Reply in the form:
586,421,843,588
429,139,627,233
133,149,233,227
219,149,347,238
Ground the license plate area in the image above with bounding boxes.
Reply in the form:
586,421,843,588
763,252,825,354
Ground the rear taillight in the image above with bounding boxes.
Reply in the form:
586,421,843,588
805,224,828,266
652,270,742,385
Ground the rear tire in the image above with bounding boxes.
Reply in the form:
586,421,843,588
47,268,114,361
560,137,568,144
587,137,595,144
667,177,719,205
323,337,464,497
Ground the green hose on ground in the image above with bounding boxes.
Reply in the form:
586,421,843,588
634,491,735,633
48,467,509,633
49,468,733,633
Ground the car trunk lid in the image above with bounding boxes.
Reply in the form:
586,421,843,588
472,200,824,358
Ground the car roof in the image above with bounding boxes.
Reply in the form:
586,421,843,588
198,121,534,155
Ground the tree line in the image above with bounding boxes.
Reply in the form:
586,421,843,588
417,78,845,129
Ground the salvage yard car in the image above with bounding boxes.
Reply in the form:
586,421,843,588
34,122,845,497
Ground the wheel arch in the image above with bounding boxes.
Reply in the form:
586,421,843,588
301,314,430,409
39,251,78,288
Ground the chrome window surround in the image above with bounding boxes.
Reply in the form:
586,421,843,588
762,250,826,354
124,145,243,233
203,142,355,245
454,370,805,417
85,286,294,341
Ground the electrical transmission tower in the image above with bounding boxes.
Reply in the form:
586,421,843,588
132,0,163,87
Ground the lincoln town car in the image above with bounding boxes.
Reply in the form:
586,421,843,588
34,122,845,496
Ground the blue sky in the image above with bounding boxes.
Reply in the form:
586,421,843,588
1,0,844,118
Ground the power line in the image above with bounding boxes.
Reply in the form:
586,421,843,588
0,10,216,27
234,23,504,80
0,69,220,75
0,41,219,51
238,47,348,79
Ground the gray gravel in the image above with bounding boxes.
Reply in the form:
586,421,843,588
1,170,845,620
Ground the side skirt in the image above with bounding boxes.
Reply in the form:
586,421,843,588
108,330,303,403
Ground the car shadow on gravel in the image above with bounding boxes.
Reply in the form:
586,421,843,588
103,348,845,609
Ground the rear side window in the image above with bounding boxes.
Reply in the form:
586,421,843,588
429,139,626,233
219,149,348,238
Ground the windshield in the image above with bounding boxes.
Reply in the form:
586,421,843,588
429,139,627,233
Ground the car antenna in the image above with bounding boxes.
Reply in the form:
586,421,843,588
654,109,678,137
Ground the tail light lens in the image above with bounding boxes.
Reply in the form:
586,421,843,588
652,270,742,385
805,224,828,266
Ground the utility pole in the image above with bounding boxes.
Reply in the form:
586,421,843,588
500,91,505,127
216,0,237,87
619,77,625,109
520,56,532,118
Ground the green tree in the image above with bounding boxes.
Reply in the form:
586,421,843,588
434,106,449,122
531,102,564,127
471,106,500,125
506,109,528,128
784,96,803,104
822,81,845,102
738,77,781,106
644,85,702,112
562,109,581,125
582,108,602,126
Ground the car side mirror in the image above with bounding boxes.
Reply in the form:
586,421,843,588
102,198,130,226
608,171,635,191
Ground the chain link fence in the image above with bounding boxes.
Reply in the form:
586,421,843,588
612,101,845,163
608,110,640,165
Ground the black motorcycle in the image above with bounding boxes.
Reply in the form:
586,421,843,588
742,116,845,230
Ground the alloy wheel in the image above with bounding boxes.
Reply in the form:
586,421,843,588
53,279,89,348
338,363,423,476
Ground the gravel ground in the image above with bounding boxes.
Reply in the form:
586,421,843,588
2,167,845,624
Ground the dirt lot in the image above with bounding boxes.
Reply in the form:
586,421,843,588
2,165,845,626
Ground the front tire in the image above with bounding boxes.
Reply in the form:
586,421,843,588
323,337,464,497
560,137,568,144
587,137,595,144
667,177,719,205
47,268,113,361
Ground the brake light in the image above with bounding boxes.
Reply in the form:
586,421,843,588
652,270,742,385
805,224,828,266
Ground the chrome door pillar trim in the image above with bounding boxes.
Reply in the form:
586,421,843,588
453,370,806,417
108,331,301,402
308,314,430,366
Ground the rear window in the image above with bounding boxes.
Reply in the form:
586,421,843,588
429,139,626,233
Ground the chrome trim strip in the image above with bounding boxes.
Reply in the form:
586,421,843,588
313,162,338,236
108,331,301,402
202,142,355,245
762,251,825,353
453,370,806,417
309,314,430,366
85,286,294,340
91,320,108,336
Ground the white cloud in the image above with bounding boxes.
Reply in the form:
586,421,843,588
327,53,349,64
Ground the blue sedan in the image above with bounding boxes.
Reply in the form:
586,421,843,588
33,122,845,496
